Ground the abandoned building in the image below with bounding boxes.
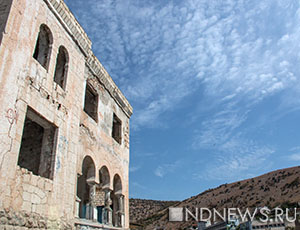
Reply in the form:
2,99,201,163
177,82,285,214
0,0,132,229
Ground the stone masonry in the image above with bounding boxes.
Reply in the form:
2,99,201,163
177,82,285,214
0,0,132,229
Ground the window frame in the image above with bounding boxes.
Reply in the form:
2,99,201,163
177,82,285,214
112,113,122,144
83,83,99,122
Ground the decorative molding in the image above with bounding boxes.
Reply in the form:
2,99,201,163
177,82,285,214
43,0,133,118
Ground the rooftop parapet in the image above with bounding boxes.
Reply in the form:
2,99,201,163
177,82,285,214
44,0,133,117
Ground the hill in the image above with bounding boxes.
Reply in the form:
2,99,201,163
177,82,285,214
129,198,179,229
130,166,300,229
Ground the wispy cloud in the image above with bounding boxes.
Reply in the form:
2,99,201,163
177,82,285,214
287,146,300,162
154,167,164,178
65,0,300,199
196,136,275,181
132,151,157,158
66,0,300,130
129,165,141,173
290,146,300,152
154,160,181,178
192,103,250,149
288,153,300,161
131,181,147,190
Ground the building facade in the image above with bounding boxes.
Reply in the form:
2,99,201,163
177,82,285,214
0,0,132,229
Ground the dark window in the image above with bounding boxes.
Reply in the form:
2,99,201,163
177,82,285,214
33,24,53,70
18,107,57,179
84,84,98,122
0,0,13,44
76,156,96,220
112,114,122,144
54,46,68,89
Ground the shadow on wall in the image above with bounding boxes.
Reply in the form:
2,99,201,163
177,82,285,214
0,0,13,44
76,156,125,228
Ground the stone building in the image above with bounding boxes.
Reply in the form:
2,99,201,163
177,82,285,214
0,0,132,229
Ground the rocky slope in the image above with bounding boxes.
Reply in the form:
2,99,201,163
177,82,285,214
129,199,179,229
130,166,300,230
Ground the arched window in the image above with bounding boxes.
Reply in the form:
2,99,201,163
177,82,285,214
98,166,111,224
99,166,110,188
113,174,122,194
33,24,53,70
111,174,124,227
53,46,68,89
76,156,96,220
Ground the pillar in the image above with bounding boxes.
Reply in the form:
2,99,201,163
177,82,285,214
102,188,112,226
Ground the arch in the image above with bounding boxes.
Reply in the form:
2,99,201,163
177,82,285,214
99,166,110,188
53,46,69,89
113,174,122,194
111,174,124,227
33,24,53,70
76,155,96,219
81,155,95,179
96,166,112,224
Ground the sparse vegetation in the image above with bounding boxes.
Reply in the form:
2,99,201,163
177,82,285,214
130,166,300,230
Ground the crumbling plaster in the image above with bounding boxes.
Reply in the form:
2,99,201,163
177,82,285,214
0,0,132,229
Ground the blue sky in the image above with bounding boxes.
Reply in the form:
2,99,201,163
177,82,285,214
64,0,300,201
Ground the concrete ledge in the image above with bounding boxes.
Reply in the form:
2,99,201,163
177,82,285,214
75,218,129,230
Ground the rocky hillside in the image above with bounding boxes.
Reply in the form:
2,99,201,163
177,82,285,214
129,198,179,229
130,166,300,230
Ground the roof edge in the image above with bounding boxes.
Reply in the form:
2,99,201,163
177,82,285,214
44,0,133,118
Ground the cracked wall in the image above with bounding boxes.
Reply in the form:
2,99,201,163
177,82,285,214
18,117,44,176
0,0,132,229
18,107,57,180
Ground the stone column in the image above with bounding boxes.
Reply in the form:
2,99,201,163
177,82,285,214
75,196,81,218
115,194,125,227
120,195,124,212
102,188,112,226
87,179,97,221
120,195,125,227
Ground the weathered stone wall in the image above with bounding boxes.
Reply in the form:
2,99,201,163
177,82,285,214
78,66,131,227
0,0,132,229
0,208,73,230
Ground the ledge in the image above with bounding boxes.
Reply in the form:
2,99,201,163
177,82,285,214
43,0,133,118
44,0,91,55
86,56,133,118
74,218,128,230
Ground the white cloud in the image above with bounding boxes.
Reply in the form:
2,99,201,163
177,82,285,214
154,161,181,178
65,0,300,130
131,182,146,190
192,104,250,149
288,147,300,161
290,146,300,152
66,0,300,180
288,153,300,161
132,152,156,158
154,166,164,178
197,136,275,181
129,166,140,173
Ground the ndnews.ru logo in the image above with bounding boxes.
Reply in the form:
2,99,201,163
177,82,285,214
169,207,298,223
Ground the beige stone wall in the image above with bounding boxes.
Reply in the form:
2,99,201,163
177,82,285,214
0,0,132,229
